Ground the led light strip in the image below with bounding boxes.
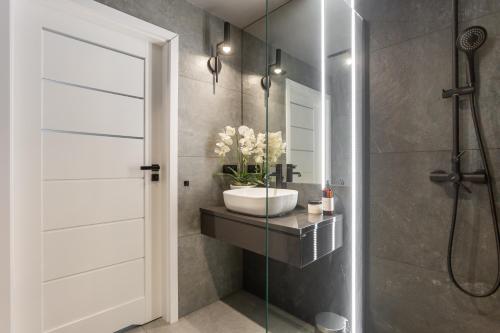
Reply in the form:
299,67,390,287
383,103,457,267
350,0,360,332
322,1,361,330
320,0,326,188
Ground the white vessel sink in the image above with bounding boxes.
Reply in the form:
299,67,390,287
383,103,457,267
223,188,298,217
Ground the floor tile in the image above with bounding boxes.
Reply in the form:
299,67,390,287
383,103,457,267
136,291,314,333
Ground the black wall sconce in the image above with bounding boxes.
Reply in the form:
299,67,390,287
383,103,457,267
261,48,286,89
208,21,232,83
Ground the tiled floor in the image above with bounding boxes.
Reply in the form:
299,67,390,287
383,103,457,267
127,291,314,333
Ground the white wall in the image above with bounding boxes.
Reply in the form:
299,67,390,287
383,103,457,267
0,1,11,332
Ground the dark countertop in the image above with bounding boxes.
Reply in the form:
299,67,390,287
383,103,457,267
200,206,342,236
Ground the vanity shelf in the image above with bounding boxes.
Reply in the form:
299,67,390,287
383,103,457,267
200,207,343,268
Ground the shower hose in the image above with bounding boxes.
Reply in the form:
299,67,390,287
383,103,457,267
447,93,500,297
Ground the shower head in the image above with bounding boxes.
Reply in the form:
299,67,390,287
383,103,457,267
456,26,487,86
456,26,487,53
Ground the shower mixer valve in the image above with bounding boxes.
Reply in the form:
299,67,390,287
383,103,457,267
442,86,475,98
429,168,487,191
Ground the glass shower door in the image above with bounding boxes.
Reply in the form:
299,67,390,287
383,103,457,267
260,0,365,332
240,0,365,331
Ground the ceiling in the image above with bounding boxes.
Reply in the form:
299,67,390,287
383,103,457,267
186,0,291,28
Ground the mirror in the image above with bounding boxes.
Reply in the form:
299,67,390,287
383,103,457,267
242,0,354,190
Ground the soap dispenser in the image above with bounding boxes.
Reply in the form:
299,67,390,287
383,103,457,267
322,181,334,216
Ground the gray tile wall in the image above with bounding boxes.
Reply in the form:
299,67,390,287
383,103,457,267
357,0,500,331
94,0,243,317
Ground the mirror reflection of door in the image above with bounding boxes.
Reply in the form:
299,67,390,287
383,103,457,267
285,78,331,184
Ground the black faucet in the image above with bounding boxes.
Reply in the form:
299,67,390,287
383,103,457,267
269,164,302,188
286,164,302,182
269,164,285,188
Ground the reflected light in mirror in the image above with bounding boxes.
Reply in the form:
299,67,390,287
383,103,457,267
345,57,352,65
320,0,326,188
273,67,283,74
222,45,232,54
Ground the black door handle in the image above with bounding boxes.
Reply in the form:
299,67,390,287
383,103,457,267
140,164,160,172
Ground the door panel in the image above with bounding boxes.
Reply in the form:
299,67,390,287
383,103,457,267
45,299,146,333
43,259,145,331
290,103,314,129
289,150,314,173
290,127,314,151
42,30,145,98
43,79,144,138
289,147,314,182
42,131,144,180
43,179,144,230
43,219,144,281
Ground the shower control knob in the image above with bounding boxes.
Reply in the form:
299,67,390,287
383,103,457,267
429,170,449,183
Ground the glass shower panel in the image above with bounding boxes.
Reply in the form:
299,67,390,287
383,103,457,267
237,1,271,332
244,0,365,332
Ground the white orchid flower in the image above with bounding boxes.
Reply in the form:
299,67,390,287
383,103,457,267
215,140,230,156
241,147,252,156
238,125,250,136
225,126,236,136
218,132,233,146
258,131,286,166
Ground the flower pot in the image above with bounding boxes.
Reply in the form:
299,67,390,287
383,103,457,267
230,184,257,190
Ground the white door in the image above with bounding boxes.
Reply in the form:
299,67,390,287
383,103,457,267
12,1,159,332
285,79,331,184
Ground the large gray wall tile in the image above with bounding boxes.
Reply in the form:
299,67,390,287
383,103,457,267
179,77,242,157
370,151,452,272
368,256,500,333
370,29,451,153
371,149,500,280
178,157,225,237
179,234,242,316
356,0,451,51
459,0,500,22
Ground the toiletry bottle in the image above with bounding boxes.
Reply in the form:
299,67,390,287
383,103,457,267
322,181,334,215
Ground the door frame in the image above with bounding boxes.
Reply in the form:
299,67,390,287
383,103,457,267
8,1,179,331
0,1,12,333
